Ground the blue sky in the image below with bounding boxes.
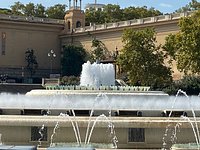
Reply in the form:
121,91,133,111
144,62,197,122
1,0,195,13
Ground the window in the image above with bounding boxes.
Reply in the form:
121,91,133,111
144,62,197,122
128,128,145,142
68,21,71,30
76,21,81,28
1,32,6,55
31,126,47,141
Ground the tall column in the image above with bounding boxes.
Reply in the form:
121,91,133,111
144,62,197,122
80,0,82,10
69,0,71,9
73,0,75,9
75,0,78,9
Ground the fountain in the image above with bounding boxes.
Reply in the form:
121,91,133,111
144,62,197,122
80,61,115,87
162,90,200,150
0,62,200,149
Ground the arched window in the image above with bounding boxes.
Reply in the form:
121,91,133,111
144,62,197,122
76,21,81,28
68,21,71,30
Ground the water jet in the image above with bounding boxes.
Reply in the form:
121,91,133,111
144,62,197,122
0,62,199,149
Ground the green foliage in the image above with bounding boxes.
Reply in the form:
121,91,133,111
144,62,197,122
175,0,200,13
10,1,24,16
4,2,67,19
85,8,106,25
60,76,80,85
90,39,109,62
34,4,46,18
0,8,12,15
163,10,200,75
4,2,162,22
117,28,172,88
23,2,35,16
103,4,123,23
85,4,162,25
46,4,67,19
123,6,161,20
163,76,200,95
25,48,38,77
61,45,88,76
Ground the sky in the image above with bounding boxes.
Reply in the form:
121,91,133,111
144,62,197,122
0,0,196,13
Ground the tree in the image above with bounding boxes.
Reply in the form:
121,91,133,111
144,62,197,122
163,10,200,75
25,48,38,77
85,4,162,25
0,8,12,15
117,28,172,88
90,39,109,62
61,45,88,76
103,4,123,23
23,2,35,16
175,0,200,13
123,6,162,20
35,4,46,18
46,4,67,19
10,1,24,16
9,2,46,17
85,8,106,26
7,2,67,19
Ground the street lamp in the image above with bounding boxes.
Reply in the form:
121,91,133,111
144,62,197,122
48,49,56,74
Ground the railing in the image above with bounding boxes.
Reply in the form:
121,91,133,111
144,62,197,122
0,14,64,24
71,11,193,34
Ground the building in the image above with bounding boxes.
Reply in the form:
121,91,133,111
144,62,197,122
85,3,105,11
0,1,192,82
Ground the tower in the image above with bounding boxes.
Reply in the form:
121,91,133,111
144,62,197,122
64,0,85,32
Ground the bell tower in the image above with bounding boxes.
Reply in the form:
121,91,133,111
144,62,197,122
64,0,85,32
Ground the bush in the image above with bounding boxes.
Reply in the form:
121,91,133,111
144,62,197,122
163,76,200,95
60,76,80,85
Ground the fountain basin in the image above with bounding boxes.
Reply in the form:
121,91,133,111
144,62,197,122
47,148,95,150
1,91,200,112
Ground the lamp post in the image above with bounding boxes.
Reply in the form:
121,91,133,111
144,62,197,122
48,49,56,74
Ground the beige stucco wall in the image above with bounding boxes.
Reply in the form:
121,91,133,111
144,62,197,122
61,20,182,79
0,14,184,79
0,20,63,73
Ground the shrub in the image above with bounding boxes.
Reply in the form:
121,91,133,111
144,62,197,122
163,76,200,95
60,76,80,85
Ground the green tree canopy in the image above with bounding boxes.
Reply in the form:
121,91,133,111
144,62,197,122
4,2,162,22
85,4,162,25
85,8,106,26
90,39,109,62
46,4,67,19
175,0,200,13
10,1,24,16
0,8,12,15
163,10,200,75
34,4,46,18
117,28,172,88
61,45,88,76
8,2,67,19
103,4,123,23
23,2,35,16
